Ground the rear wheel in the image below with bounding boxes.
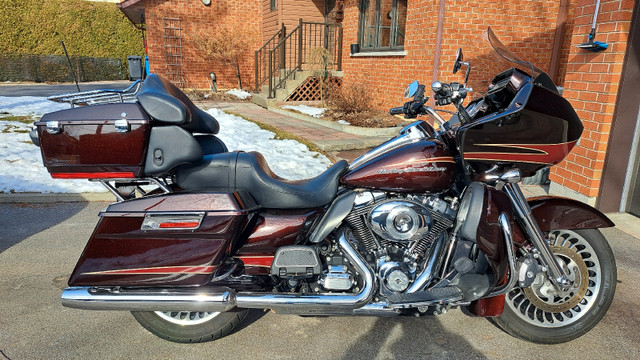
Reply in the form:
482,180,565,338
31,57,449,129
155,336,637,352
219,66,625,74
131,309,249,343
494,229,616,344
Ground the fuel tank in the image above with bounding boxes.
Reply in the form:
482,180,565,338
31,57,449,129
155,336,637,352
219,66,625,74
340,140,457,193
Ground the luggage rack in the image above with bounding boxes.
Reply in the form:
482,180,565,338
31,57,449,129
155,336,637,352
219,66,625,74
91,177,172,202
47,80,142,108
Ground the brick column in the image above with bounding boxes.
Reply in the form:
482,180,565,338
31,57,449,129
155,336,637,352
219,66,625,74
549,0,634,206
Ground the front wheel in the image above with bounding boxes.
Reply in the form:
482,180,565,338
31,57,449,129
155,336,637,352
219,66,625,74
494,229,616,344
131,309,249,343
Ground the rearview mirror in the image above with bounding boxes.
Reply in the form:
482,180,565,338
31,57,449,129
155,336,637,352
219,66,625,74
452,48,471,86
404,81,419,98
453,48,463,74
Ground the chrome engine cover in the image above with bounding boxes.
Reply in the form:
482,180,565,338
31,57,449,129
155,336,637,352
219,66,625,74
369,201,433,242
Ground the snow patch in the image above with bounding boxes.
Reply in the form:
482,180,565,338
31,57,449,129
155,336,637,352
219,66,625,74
209,108,332,180
282,104,326,118
337,120,350,125
0,96,70,117
226,89,252,100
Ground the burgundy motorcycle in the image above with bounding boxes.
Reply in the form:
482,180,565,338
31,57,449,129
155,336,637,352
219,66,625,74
31,28,616,344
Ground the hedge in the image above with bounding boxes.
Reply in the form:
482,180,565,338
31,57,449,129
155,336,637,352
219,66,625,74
0,0,143,80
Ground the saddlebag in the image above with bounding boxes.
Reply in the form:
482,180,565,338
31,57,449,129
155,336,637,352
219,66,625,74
68,191,258,287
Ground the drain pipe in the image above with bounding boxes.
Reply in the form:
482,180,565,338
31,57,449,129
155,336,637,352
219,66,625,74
430,0,447,107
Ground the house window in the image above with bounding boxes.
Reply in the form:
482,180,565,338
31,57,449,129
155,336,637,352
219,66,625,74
359,0,407,51
271,0,277,11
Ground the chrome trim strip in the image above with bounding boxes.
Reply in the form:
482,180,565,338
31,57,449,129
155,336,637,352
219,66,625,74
141,212,205,231
46,121,61,134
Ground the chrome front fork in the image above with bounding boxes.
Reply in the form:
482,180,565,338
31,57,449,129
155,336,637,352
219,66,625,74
502,182,572,291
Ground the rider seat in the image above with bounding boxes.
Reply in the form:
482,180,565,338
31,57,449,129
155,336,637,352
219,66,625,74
176,152,348,209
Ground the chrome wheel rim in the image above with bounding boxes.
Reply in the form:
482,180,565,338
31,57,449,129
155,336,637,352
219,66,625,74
505,230,601,328
155,311,220,325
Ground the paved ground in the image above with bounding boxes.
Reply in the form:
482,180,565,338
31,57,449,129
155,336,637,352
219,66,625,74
0,202,639,359
199,101,391,155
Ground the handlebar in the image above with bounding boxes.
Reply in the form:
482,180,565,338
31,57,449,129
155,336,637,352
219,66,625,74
390,80,473,129
389,107,404,115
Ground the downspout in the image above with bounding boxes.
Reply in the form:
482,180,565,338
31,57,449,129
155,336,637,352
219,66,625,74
430,0,446,107
549,0,570,84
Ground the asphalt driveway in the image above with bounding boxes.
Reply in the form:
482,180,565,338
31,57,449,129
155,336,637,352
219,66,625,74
0,202,638,359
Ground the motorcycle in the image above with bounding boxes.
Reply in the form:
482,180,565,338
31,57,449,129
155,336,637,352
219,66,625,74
31,28,616,344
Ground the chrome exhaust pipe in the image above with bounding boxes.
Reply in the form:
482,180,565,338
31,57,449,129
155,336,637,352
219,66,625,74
235,228,376,310
62,228,376,312
61,287,237,312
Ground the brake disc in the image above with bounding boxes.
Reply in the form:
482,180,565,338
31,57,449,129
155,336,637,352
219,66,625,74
522,245,589,313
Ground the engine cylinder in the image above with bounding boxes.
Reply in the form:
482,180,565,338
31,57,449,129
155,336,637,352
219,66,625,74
369,201,432,242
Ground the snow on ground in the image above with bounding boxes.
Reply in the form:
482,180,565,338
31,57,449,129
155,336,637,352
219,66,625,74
337,119,350,125
0,119,106,193
209,108,332,180
0,96,332,193
0,96,70,116
282,104,326,118
226,89,252,100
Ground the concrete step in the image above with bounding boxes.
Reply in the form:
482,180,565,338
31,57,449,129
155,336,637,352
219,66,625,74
257,69,344,102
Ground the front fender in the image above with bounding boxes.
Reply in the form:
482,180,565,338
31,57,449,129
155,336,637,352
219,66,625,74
528,196,614,232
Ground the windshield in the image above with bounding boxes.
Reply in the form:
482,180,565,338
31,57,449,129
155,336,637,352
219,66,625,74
460,27,554,98
483,27,545,79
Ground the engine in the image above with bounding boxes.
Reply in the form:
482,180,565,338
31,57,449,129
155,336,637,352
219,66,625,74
334,191,457,295
270,191,458,297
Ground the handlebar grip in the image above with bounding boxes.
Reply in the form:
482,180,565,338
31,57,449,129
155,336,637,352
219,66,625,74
389,107,404,115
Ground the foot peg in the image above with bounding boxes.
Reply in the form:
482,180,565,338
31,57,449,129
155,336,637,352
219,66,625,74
433,257,475,288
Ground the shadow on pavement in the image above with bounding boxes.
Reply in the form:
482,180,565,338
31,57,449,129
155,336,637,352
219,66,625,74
340,316,487,360
0,202,88,254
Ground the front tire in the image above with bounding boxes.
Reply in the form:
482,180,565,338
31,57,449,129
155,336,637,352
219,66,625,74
494,229,616,344
131,309,249,343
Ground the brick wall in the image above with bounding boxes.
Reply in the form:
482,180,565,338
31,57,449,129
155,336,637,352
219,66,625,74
340,0,568,110
144,0,262,90
549,0,634,199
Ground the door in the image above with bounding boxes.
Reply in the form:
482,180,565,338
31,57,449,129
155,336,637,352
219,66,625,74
598,0,640,214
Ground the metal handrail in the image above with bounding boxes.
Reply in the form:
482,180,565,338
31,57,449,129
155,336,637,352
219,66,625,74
268,21,303,98
263,19,343,99
255,26,285,91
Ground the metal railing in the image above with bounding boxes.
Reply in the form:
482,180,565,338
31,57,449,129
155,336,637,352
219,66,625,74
260,19,343,98
300,21,343,71
255,25,285,91
268,21,303,98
